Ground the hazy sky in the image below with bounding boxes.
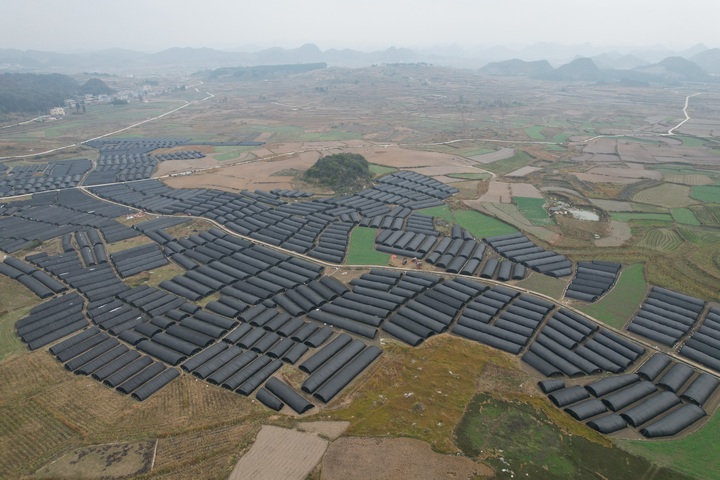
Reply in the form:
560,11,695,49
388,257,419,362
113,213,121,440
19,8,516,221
3,0,719,52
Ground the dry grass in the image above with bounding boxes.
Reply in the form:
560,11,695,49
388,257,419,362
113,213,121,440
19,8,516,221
326,335,525,454
0,353,268,478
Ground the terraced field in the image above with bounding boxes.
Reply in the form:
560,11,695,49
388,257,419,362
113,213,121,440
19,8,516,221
689,204,720,226
638,228,683,251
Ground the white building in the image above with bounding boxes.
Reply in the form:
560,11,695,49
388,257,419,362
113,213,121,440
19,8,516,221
49,107,65,116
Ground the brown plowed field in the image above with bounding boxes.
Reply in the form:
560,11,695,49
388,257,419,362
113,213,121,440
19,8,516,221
321,437,493,480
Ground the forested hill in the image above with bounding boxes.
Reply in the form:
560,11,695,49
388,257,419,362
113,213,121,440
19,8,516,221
0,73,110,114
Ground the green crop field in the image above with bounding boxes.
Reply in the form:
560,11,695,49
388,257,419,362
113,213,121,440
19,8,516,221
452,210,518,238
691,185,720,203
610,212,673,222
639,228,683,251
416,205,517,238
483,151,534,176
446,172,490,180
620,410,720,480
513,197,553,225
524,125,546,140
552,132,571,143
368,163,397,176
676,135,707,147
300,130,360,141
416,204,455,223
671,208,701,225
345,227,391,265
579,264,647,329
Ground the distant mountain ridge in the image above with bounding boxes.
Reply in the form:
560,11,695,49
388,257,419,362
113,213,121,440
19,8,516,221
0,43,718,84
479,55,715,84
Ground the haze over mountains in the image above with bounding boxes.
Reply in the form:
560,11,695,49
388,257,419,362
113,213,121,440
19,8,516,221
0,42,718,81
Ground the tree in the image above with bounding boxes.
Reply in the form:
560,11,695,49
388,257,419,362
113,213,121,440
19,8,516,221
304,153,372,192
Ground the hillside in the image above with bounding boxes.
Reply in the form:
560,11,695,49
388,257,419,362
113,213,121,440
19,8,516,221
0,72,78,114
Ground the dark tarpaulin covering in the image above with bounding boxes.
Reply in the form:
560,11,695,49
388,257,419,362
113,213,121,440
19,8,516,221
265,377,314,414
538,379,565,394
640,404,706,438
548,385,590,408
132,368,180,401
314,346,382,403
256,387,284,411
587,413,628,434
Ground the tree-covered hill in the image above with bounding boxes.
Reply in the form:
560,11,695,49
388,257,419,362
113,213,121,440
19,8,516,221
0,73,79,114
304,153,373,192
79,77,114,95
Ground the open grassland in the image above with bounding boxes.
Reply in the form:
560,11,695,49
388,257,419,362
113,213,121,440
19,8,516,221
633,183,693,208
345,227,391,265
0,352,268,479
620,410,720,480
482,151,534,176
671,208,701,225
456,394,690,480
691,185,720,203
578,264,646,329
638,228,683,251
513,196,553,226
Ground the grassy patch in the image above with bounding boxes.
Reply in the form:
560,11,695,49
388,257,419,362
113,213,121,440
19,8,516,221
610,212,673,222
578,264,646,329
513,197,552,226
483,151,534,176
514,273,568,300
368,163,397,176
0,277,38,361
345,227,391,266
671,208,700,225
620,409,720,480
524,125,546,140
456,393,689,480
691,185,720,203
